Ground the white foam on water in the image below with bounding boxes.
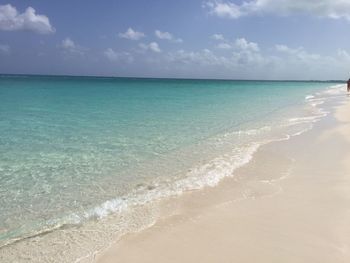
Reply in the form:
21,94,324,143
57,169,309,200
226,126,272,136
84,198,129,219
305,94,315,100
175,143,260,189
322,84,346,96
59,143,261,225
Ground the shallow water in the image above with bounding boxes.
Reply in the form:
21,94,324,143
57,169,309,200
0,76,343,261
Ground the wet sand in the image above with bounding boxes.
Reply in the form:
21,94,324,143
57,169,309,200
96,94,350,263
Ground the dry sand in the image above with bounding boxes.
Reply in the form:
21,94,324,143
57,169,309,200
96,95,350,263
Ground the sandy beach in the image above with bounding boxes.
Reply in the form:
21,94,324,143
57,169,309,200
96,88,350,263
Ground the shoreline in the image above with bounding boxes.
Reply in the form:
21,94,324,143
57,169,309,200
96,87,350,262
0,84,345,263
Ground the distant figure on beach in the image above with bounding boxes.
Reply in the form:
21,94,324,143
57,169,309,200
347,79,350,92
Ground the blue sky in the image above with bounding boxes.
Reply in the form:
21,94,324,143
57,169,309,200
1,0,350,80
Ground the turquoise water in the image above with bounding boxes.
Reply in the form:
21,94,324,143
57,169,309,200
0,76,341,260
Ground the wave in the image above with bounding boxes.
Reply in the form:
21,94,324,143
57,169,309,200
69,143,262,220
80,85,337,223
305,94,315,101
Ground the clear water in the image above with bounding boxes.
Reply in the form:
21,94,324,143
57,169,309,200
0,76,341,261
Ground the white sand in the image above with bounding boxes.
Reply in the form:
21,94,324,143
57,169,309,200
96,95,350,263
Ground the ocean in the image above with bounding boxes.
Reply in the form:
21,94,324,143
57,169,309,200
0,75,343,262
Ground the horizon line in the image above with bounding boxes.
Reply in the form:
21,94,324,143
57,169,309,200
0,73,344,83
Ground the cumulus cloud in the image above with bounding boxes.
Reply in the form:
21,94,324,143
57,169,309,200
204,1,242,19
118,28,145,40
139,42,162,53
217,43,231,49
211,34,225,40
155,30,183,43
155,30,172,40
337,49,350,61
104,48,134,63
231,38,264,67
0,4,54,34
272,44,335,79
215,37,259,52
235,38,259,52
101,35,349,79
0,44,10,55
62,38,75,49
60,38,86,55
204,0,350,20
167,41,342,79
165,37,284,79
275,44,321,61
169,38,262,67
168,48,230,67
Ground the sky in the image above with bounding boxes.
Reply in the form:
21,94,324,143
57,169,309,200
1,0,350,80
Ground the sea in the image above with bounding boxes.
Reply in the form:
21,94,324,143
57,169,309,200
0,75,345,262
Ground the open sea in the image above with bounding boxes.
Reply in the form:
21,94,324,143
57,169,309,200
0,75,344,262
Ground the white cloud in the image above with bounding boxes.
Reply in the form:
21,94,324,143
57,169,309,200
155,30,183,43
217,43,231,49
275,44,296,53
211,34,225,41
169,38,263,68
275,44,320,61
204,1,242,19
231,38,264,67
60,38,86,55
0,4,54,34
118,28,145,40
155,30,172,40
337,49,350,61
212,35,258,53
139,42,162,53
204,0,350,20
0,44,10,54
235,38,259,52
167,49,230,67
215,38,259,51
269,43,346,79
134,36,350,79
104,48,134,63
62,38,75,49
105,36,349,80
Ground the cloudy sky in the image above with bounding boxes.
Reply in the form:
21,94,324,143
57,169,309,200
1,0,350,80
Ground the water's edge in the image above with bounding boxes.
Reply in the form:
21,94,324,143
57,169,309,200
0,83,345,263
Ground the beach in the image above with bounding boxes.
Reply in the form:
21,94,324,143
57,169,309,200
0,78,346,262
2,1,350,262
96,87,350,263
